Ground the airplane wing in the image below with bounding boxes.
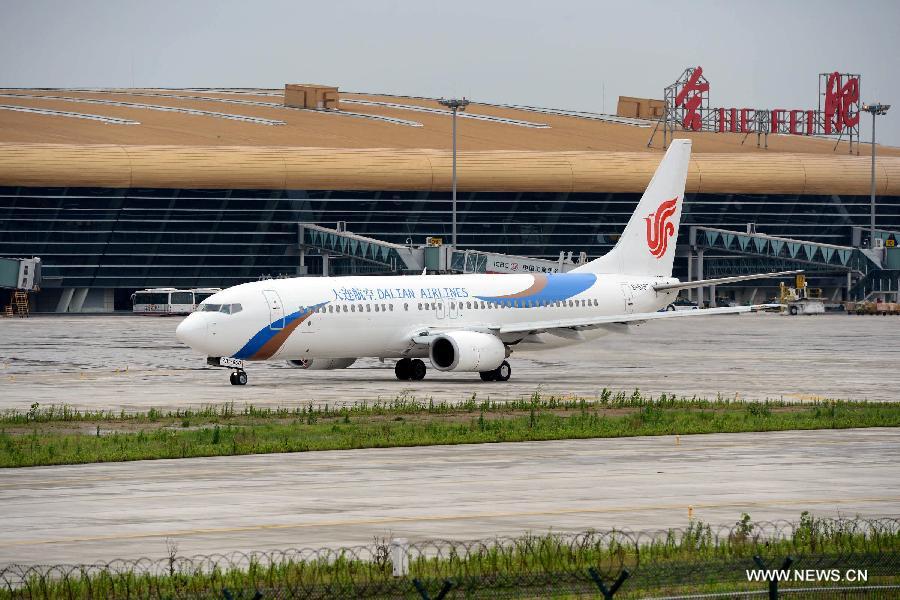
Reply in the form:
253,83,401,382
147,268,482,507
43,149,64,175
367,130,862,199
652,270,802,292
410,304,781,344
494,304,781,335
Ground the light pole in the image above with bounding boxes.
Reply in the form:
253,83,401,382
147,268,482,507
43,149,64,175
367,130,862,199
438,97,469,247
861,102,890,247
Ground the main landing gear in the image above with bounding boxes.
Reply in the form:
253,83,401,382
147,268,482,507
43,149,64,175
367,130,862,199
479,360,511,382
394,358,427,381
229,369,248,386
394,359,512,382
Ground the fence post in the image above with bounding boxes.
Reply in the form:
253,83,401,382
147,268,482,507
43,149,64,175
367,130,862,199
588,566,631,599
753,555,794,600
391,537,409,577
412,578,454,600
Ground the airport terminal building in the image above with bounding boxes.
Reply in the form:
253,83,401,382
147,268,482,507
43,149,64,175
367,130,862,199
0,86,898,311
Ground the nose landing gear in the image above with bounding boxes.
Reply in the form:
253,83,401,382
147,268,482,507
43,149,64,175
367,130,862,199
229,370,248,386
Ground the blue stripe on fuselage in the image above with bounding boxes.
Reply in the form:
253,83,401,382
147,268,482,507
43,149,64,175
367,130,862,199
232,309,307,359
476,273,597,307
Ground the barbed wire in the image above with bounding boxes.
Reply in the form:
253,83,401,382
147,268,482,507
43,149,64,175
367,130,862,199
2,517,898,599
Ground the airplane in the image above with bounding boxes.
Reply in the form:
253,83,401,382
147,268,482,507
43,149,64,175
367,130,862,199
176,139,797,385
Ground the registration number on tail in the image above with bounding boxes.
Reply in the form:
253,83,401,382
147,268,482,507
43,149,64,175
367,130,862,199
220,357,244,369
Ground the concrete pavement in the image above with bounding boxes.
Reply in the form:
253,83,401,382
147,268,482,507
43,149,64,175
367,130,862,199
1,427,897,565
0,313,898,412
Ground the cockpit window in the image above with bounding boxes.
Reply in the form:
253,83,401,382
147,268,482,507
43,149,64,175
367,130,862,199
198,303,242,314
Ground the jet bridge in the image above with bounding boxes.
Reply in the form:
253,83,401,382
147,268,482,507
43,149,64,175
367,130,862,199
688,226,899,302
297,223,582,276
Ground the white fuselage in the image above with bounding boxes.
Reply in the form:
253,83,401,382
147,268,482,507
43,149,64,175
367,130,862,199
176,272,677,362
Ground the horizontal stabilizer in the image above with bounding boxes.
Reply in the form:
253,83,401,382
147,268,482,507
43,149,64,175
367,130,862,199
653,270,803,292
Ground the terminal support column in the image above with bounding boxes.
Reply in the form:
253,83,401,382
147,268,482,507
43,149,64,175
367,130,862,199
55,288,75,313
696,250,704,307
686,251,693,303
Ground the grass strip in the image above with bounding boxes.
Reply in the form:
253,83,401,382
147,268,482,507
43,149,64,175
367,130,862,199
2,514,898,599
1,391,898,467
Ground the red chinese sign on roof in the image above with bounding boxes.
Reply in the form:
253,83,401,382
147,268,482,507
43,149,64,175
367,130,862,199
660,67,861,150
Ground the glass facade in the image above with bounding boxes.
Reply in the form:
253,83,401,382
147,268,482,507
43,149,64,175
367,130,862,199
1,186,898,290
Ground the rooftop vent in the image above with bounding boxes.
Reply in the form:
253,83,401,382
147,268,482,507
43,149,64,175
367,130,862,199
284,84,340,110
617,96,665,119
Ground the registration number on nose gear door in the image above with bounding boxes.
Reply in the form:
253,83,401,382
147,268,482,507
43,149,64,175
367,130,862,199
219,357,244,369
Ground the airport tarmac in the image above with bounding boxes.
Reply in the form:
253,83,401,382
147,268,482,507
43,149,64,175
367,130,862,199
0,313,898,412
0,427,896,565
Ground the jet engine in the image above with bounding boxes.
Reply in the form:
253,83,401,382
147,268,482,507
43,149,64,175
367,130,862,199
429,331,507,372
286,358,356,370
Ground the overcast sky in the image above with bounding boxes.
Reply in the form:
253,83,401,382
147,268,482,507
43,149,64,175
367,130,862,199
2,0,898,145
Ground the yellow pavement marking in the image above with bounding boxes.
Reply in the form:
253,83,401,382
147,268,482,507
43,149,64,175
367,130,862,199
5,496,899,547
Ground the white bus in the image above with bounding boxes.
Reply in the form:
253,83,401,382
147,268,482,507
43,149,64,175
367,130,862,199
192,288,221,305
131,288,221,315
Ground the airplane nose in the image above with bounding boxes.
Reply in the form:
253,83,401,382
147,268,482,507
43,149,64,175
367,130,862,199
176,314,206,351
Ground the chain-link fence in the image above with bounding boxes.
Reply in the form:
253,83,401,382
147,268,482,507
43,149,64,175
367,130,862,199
2,517,898,599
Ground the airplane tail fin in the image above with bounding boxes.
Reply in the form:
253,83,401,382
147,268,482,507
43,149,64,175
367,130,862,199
572,139,691,277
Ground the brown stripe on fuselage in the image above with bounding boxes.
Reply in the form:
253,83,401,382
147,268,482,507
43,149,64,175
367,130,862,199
492,274,548,299
251,311,311,360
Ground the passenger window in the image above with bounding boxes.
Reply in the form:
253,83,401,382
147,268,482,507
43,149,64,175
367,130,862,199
403,303,408,311
374,305,380,312
389,304,394,311
351,305,356,312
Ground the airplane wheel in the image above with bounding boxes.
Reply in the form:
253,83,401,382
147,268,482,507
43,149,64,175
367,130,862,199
666,304,676,311
410,359,427,381
479,370,496,382
495,361,511,382
235,370,248,386
394,358,412,381
229,372,237,385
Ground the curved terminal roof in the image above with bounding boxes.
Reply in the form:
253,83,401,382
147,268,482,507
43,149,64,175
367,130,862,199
0,88,897,194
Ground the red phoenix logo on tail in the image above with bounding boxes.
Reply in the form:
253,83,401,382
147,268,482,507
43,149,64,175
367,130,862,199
645,197,678,258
